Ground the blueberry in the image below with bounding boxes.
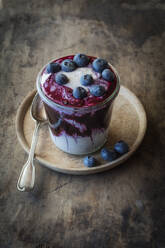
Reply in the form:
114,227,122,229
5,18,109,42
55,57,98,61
92,58,109,73
83,156,97,167
90,85,105,97
73,54,89,67
114,140,129,155
80,74,94,86
101,148,118,162
61,59,77,72
73,87,87,99
46,62,61,73
102,69,114,81
55,73,68,85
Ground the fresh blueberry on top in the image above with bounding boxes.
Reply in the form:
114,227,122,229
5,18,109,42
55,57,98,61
73,87,87,99
73,54,89,67
102,69,114,81
101,148,118,162
61,59,77,72
90,85,105,97
46,62,61,73
83,156,97,167
80,74,94,86
55,73,68,85
114,140,129,155
92,58,109,73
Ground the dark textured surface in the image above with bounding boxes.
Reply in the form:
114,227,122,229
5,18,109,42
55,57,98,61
0,0,165,247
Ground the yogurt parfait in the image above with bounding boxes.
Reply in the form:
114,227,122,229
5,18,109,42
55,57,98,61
36,54,120,155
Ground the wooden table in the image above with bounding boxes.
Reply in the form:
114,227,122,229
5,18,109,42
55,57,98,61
0,1,165,247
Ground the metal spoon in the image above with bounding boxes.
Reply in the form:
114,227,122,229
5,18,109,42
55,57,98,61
17,93,48,192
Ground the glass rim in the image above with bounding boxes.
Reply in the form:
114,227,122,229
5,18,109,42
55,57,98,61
36,60,120,112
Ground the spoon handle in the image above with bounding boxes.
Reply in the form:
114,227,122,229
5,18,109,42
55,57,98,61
17,121,40,192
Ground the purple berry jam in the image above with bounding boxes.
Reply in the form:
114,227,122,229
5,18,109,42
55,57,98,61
40,55,117,108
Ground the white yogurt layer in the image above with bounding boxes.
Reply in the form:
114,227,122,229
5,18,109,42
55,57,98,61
57,67,100,89
41,67,100,89
41,73,51,86
49,128,107,155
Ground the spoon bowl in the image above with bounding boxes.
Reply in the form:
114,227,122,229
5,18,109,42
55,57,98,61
31,93,47,122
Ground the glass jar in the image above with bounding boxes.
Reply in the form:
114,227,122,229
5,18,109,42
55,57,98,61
36,60,120,155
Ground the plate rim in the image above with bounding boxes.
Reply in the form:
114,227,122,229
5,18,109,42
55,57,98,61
15,85,147,175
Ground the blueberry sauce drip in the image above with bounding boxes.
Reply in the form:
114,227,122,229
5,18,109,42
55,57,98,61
44,102,111,138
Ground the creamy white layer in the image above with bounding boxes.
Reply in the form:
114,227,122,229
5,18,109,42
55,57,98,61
41,73,51,86
57,67,100,89
41,67,100,89
49,128,107,155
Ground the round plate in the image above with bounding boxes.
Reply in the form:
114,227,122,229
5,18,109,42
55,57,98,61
16,86,147,175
